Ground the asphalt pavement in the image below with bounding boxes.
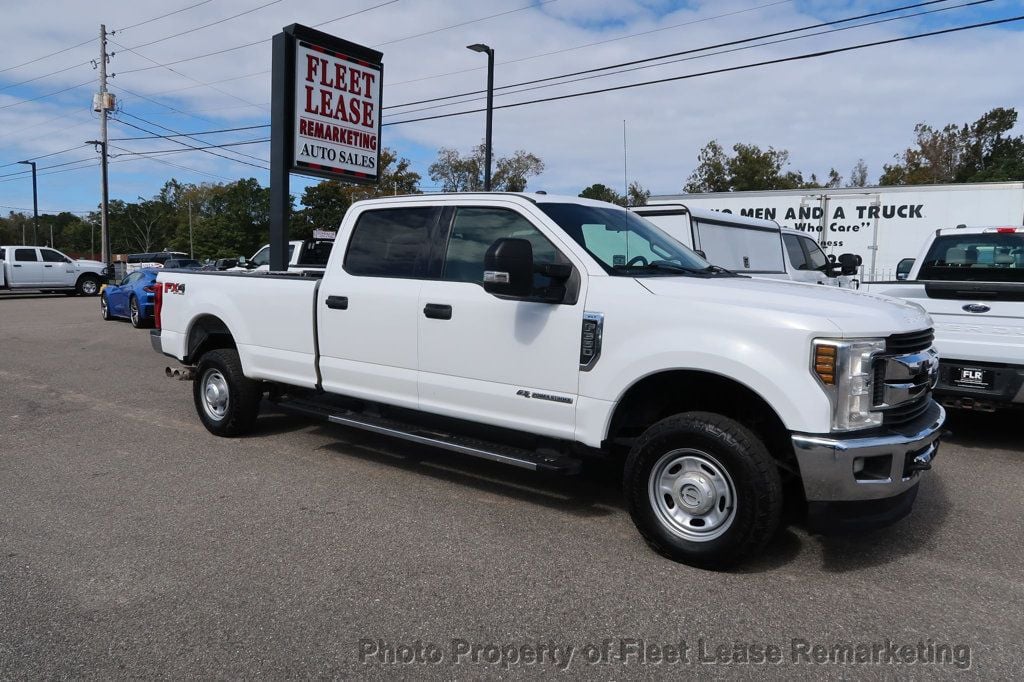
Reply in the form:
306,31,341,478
1,294,1021,678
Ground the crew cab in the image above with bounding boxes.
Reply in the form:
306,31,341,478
0,245,108,295
864,225,1024,412
152,194,944,568
631,203,861,288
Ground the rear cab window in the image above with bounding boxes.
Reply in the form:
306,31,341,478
14,248,38,262
920,231,1024,282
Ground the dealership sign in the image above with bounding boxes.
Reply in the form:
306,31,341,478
272,24,383,185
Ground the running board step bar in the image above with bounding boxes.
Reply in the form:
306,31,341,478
275,398,582,474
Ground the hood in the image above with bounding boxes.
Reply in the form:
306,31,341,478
638,275,932,337
74,258,105,268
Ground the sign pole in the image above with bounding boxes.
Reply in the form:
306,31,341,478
269,31,292,273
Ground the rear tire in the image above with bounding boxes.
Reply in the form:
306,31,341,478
76,274,100,296
624,412,783,569
193,349,262,437
129,295,145,328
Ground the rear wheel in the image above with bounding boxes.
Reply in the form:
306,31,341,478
76,274,100,296
129,296,144,328
193,349,262,436
624,412,783,569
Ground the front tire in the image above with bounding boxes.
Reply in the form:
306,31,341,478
100,295,112,321
76,274,100,296
624,412,783,569
193,349,262,436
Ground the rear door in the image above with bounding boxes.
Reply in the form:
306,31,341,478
317,205,441,410
416,203,584,440
10,248,44,286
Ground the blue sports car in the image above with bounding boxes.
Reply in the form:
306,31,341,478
101,268,159,328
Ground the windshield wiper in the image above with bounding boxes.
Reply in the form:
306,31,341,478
701,264,738,276
614,261,706,275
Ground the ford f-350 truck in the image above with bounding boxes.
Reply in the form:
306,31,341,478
152,193,944,568
863,225,1024,411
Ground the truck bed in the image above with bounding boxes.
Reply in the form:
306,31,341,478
157,270,321,388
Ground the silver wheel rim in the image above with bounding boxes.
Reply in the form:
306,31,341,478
81,279,98,295
101,297,108,318
648,448,737,542
130,299,139,325
201,369,230,421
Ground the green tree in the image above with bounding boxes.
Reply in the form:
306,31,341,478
880,108,1024,185
847,159,869,187
684,141,809,192
429,143,544,192
627,180,650,207
579,183,625,206
294,148,421,238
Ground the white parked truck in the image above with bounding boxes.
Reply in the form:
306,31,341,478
152,193,944,568
863,225,1024,412
655,181,1024,282
0,245,108,295
233,238,334,273
631,203,860,287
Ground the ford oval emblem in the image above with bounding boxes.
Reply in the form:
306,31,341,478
962,303,991,314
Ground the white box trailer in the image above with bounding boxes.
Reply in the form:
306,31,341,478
651,182,1024,281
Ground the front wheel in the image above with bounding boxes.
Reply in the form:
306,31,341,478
100,295,112,321
193,348,262,437
624,412,783,569
76,274,100,296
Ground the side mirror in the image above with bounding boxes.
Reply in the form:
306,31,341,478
483,238,533,298
838,253,861,276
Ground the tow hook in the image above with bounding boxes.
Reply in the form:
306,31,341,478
906,442,938,474
166,366,196,381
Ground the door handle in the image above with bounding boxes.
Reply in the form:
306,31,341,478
13,264,21,267
423,303,452,320
325,295,348,310
44,264,54,267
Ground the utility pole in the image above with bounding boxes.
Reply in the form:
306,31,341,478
49,223,53,248
16,160,38,243
622,119,628,204
188,200,194,258
94,24,113,280
467,44,494,191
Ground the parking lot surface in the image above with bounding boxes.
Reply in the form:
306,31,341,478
1,294,1022,678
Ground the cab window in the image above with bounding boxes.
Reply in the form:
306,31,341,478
442,207,564,285
40,249,66,263
14,248,38,262
782,235,807,270
345,207,439,278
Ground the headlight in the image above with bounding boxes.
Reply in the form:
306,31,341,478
812,338,885,431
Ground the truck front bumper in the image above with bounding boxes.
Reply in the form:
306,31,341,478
791,402,945,533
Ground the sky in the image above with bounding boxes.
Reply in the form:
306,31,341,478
1,0,1023,219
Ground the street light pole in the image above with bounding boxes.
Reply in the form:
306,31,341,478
467,43,494,191
86,139,111,279
16,160,38,243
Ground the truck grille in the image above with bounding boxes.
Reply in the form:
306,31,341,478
875,329,938,427
886,328,934,354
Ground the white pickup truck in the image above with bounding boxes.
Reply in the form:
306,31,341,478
232,238,334,273
632,203,861,288
863,225,1024,411
152,193,944,568
0,245,108,295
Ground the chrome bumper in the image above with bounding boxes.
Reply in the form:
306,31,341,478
791,402,945,502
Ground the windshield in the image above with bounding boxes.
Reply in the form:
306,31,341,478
536,203,713,276
249,245,295,267
919,232,1024,282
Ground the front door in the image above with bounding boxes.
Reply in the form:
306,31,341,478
39,248,73,286
417,205,584,441
317,205,442,411
10,248,44,286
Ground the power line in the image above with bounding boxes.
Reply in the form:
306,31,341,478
110,124,269,141
117,0,284,51
109,138,269,157
107,143,240,181
116,0,218,33
110,116,270,169
385,0,795,88
0,144,89,170
372,0,556,47
116,110,270,165
0,78,94,110
385,0,959,111
383,14,1024,127
0,204,93,215
385,0,992,118
117,0,401,76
